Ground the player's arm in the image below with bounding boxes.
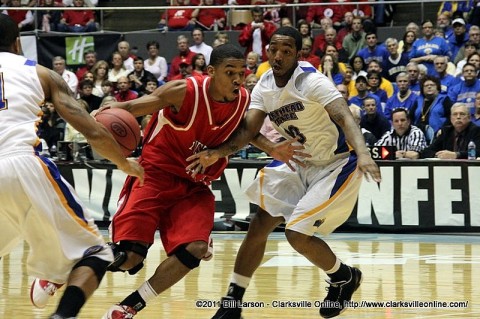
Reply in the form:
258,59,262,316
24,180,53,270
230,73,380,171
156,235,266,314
106,80,187,117
325,97,381,182
186,109,266,175
37,65,144,183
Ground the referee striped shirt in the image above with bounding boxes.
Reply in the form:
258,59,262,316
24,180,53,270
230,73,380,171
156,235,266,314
375,125,427,152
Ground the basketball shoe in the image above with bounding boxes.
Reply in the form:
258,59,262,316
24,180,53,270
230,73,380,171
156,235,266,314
319,266,362,318
30,278,64,308
203,236,214,261
211,296,242,319
102,304,137,319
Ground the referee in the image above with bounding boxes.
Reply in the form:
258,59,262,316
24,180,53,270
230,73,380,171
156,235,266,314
375,108,427,159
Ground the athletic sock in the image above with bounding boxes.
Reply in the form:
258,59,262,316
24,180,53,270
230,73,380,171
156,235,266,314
327,261,351,283
121,291,147,312
137,281,158,304
226,273,251,301
54,286,85,318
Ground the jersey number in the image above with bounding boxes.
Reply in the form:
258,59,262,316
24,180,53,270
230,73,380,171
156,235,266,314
284,125,306,144
0,72,7,111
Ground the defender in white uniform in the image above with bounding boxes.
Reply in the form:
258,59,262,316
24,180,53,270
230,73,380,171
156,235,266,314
188,27,381,319
0,15,143,319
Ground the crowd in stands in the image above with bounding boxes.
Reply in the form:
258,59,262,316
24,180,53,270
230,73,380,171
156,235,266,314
19,1,480,160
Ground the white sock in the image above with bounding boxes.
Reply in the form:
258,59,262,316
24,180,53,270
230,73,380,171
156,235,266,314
325,258,341,274
137,281,158,304
231,273,251,289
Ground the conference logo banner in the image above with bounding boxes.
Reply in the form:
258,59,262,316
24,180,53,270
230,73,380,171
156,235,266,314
36,33,122,68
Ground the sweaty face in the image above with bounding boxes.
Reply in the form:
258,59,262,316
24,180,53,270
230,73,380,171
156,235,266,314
268,35,299,79
210,58,246,102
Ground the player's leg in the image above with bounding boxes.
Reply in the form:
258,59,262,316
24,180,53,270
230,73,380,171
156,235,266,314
212,208,284,319
18,156,114,318
285,156,363,318
103,184,214,319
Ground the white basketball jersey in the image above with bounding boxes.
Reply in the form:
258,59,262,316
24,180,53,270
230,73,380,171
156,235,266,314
250,61,347,166
0,52,44,151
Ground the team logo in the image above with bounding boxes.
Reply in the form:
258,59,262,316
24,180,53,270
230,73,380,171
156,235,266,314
65,36,95,66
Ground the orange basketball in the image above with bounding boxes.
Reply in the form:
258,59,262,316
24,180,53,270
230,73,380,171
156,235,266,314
95,108,141,156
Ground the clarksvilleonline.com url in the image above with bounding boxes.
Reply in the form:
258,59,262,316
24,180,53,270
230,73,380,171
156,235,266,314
195,299,469,309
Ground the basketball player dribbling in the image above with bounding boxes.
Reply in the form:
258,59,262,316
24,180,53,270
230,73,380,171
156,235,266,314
187,27,382,319
0,14,144,319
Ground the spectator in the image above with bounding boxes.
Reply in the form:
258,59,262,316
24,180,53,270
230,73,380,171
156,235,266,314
348,73,381,110
296,19,312,42
114,76,138,102
349,104,377,145
448,63,480,114
245,51,259,76
299,37,320,69
90,60,109,97
52,56,78,95
262,0,281,27
158,0,197,32
189,28,213,64
128,56,155,93
168,34,197,81
433,55,459,93
279,17,292,27
410,75,452,142
447,18,469,60
366,59,394,97
473,92,480,127
75,50,97,81
360,97,391,139
64,99,89,143
144,40,168,84
244,73,258,94
421,103,480,158
108,51,129,85
406,61,421,95
101,79,115,97
191,53,208,76
384,72,417,120
2,0,34,31
454,26,480,64
435,12,452,39
399,30,416,56
138,76,158,97
409,19,451,76
320,53,343,85
306,1,344,28
357,32,389,67
343,16,366,61
383,37,409,83
77,79,102,111
349,55,366,80
38,101,66,154
375,108,427,159
336,11,354,44
367,70,388,111
454,43,479,76
312,27,343,58
36,0,63,32
117,40,135,72
57,0,96,32
196,0,226,31
170,61,193,80
238,6,277,62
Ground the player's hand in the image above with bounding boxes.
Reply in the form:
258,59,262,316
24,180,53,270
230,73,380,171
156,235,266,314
269,137,311,172
186,149,221,178
117,158,145,186
357,153,381,182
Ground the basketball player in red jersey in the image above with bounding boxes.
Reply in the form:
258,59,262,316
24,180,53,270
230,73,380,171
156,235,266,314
99,44,249,318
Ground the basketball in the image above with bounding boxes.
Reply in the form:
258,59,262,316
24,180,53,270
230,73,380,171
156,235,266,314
95,108,141,156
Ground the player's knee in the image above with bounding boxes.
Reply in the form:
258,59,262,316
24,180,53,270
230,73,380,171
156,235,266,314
285,229,310,254
107,241,148,275
73,256,110,283
174,241,206,269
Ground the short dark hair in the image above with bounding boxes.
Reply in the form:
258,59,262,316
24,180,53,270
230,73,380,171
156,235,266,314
272,26,303,51
146,40,160,50
0,15,18,52
209,44,245,67
392,107,409,118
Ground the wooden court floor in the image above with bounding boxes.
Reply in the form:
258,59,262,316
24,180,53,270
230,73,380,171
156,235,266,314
1,232,480,318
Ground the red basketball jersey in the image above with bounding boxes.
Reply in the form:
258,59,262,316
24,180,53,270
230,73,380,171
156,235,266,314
141,75,250,184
